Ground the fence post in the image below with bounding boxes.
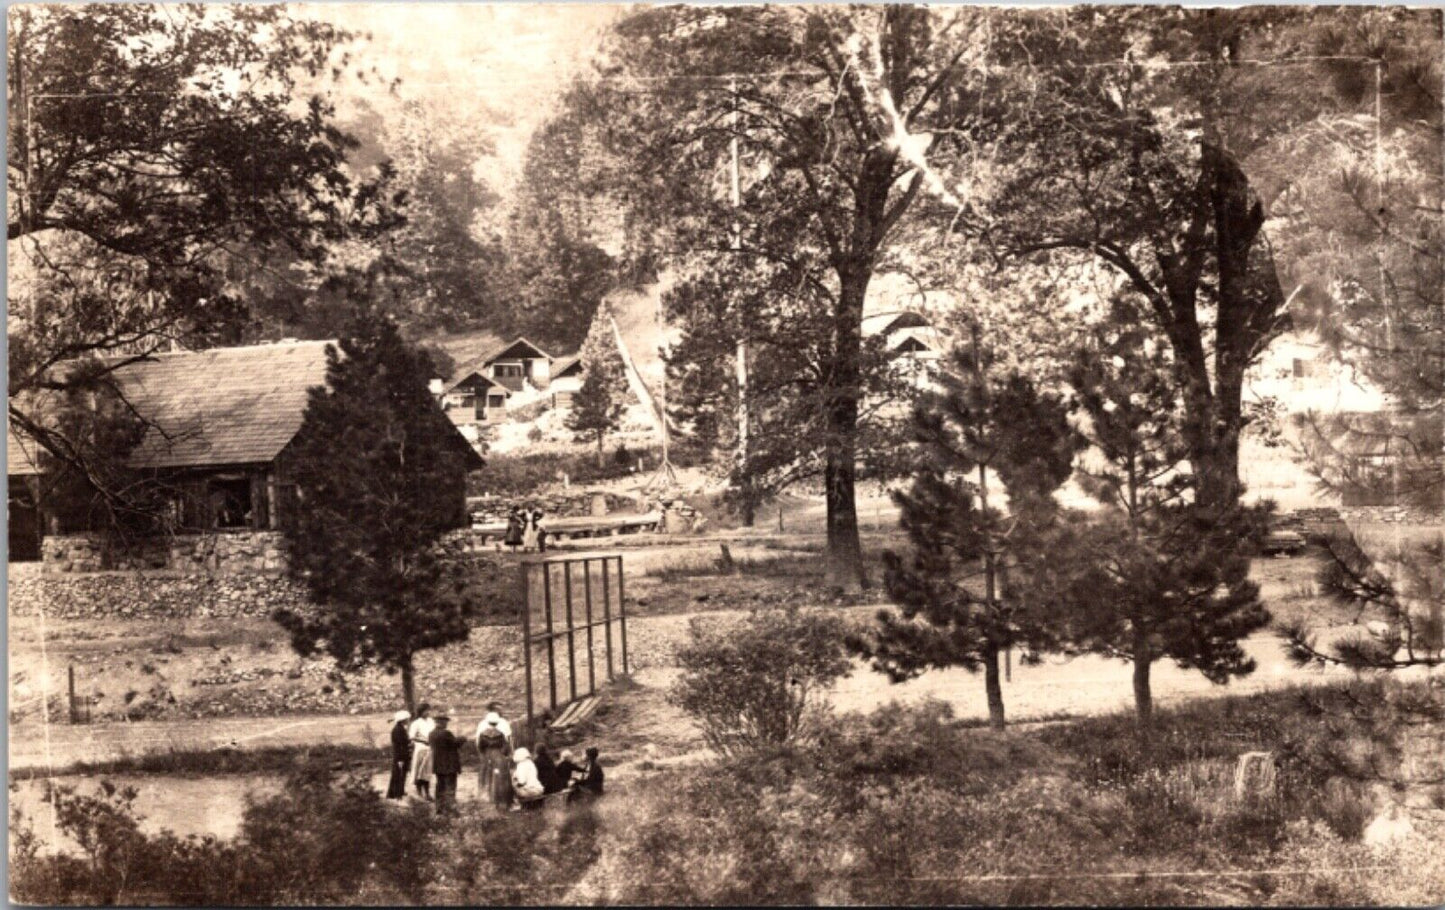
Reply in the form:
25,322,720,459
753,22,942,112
69,664,78,724
618,555,630,676
583,558,596,696
602,558,615,681
521,561,535,737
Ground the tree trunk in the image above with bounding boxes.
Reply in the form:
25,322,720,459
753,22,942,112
823,262,870,593
824,453,865,592
1132,629,1153,730
983,642,1006,730
596,433,605,467
400,656,416,715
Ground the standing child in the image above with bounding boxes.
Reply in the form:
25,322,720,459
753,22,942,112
521,506,540,552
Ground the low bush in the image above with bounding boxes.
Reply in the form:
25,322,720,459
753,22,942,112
671,607,851,756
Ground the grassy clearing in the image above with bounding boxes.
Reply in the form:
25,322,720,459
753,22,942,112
13,678,1441,906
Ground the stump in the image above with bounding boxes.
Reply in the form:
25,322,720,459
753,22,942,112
1233,751,1277,801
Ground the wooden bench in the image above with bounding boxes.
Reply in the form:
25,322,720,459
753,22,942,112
548,695,602,731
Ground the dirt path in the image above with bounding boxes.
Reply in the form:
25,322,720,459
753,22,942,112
10,598,1361,775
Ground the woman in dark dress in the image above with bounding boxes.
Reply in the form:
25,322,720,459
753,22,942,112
504,506,525,552
534,745,564,794
386,710,411,800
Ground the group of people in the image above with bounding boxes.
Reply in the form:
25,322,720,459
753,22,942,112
504,505,548,553
387,702,603,815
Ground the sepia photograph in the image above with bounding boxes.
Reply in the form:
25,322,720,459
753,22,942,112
5,2,1443,905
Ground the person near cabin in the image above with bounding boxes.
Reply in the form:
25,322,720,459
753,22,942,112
386,710,411,800
428,709,466,816
504,506,525,552
511,747,545,809
533,507,549,553
408,703,436,800
521,506,542,552
475,706,514,807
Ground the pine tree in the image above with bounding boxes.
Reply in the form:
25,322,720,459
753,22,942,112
852,328,1079,729
1056,297,1272,727
566,308,629,465
274,309,478,711
567,367,625,466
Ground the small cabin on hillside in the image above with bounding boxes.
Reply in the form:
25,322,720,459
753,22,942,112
440,370,512,424
6,340,483,560
549,356,585,408
480,337,554,392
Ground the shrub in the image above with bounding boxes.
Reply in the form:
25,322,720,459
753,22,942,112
9,768,435,906
671,608,851,756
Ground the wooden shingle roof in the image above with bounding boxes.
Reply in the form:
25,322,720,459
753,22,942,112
7,340,334,473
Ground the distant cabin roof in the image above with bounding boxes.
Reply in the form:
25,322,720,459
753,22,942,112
862,311,932,336
893,335,933,354
445,370,509,395
483,337,552,364
553,356,583,378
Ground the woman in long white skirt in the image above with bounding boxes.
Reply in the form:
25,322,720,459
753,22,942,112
408,703,436,800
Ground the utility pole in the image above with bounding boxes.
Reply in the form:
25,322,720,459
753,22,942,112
731,77,754,526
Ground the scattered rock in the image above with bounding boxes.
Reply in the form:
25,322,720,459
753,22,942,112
1233,751,1277,801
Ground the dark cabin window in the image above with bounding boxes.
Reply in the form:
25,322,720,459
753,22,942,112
488,393,506,408
493,362,524,378
210,477,253,529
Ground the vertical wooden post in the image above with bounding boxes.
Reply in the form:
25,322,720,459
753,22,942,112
583,557,596,696
68,664,78,724
521,562,534,734
543,562,558,713
602,557,615,680
617,555,630,676
1005,647,1012,683
564,559,577,704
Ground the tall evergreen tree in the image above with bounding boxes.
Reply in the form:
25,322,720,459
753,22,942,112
852,329,1079,729
567,368,625,466
1055,297,1272,727
1276,11,1444,672
274,308,478,710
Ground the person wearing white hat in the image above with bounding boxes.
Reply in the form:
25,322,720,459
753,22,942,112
408,703,436,800
475,706,514,808
386,709,411,800
511,746,544,808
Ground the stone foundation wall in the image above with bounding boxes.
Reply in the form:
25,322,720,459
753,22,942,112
42,530,289,575
13,528,510,621
7,570,310,619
